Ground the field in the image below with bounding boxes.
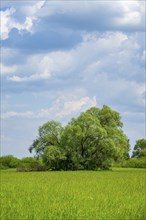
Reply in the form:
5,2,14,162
0,168,146,220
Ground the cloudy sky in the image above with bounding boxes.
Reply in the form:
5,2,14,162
1,0,145,158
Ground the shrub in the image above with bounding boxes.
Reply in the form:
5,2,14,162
121,157,146,168
0,155,20,169
16,157,47,172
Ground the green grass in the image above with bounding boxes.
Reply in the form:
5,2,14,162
0,168,146,220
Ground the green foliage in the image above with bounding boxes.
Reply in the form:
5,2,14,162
0,155,20,169
42,146,66,170
29,106,130,170
98,105,123,128
129,138,146,168
121,157,146,168
29,120,64,157
61,112,108,170
132,139,146,158
1,169,145,220
21,157,38,164
16,157,47,172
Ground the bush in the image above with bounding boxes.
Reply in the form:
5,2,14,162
16,157,47,172
121,157,146,168
0,155,20,169
0,164,8,170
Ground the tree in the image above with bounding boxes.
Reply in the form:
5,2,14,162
132,139,146,158
29,120,64,157
61,106,129,170
61,112,106,169
29,106,130,170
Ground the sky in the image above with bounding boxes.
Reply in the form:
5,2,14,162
1,0,145,158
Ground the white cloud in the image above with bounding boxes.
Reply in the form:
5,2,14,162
3,31,145,116
9,72,51,82
38,0,145,31
7,31,144,85
1,63,17,75
8,50,72,82
7,32,128,82
113,1,144,27
0,1,45,40
0,8,33,40
1,96,96,120
57,96,97,118
0,8,15,40
1,0,144,41
22,1,46,16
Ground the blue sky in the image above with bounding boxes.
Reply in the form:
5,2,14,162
1,0,145,158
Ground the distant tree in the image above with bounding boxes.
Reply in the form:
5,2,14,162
0,155,20,169
17,157,47,172
132,139,146,158
21,157,38,164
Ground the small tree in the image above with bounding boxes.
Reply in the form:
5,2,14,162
132,139,146,158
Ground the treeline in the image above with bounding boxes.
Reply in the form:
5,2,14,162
114,157,146,168
0,155,46,171
1,106,145,171
0,150,145,171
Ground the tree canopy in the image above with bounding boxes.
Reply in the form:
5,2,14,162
29,121,64,157
29,106,130,170
132,139,146,158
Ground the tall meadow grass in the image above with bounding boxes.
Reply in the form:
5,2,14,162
0,168,145,220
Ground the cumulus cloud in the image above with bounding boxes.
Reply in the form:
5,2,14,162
56,96,96,118
1,96,96,120
6,32,144,84
0,1,45,40
1,0,145,42
0,8,33,40
38,0,145,31
2,31,145,119
114,1,145,28
7,47,74,82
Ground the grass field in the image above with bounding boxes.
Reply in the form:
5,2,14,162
0,168,146,220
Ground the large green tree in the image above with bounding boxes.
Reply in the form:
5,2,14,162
61,106,129,170
29,106,130,170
